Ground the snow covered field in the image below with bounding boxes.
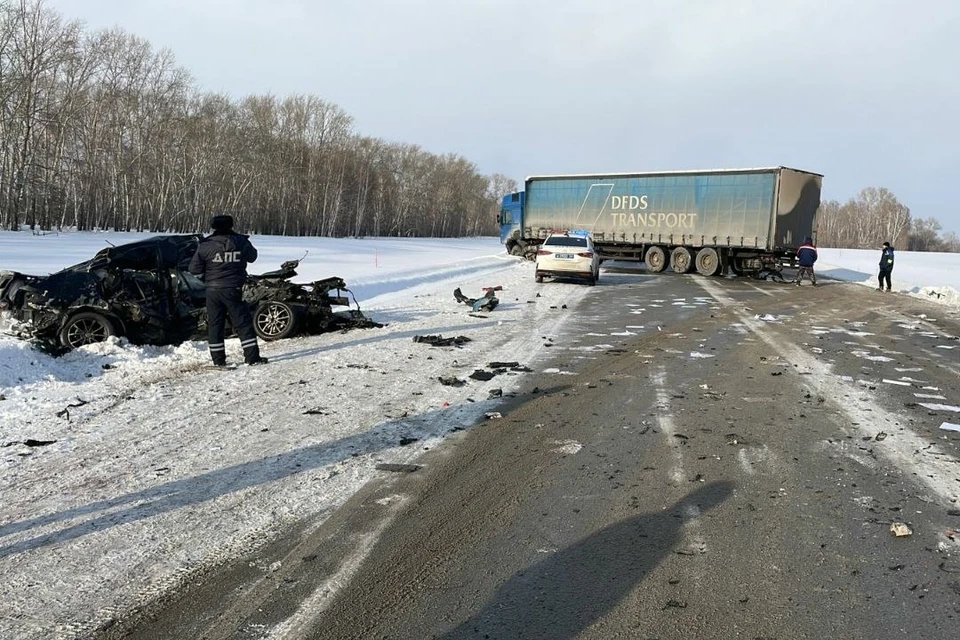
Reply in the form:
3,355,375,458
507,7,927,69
0,231,958,639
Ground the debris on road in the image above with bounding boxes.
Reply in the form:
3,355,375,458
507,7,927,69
890,522,913,537
438,376,466,387
940,422,960,433
485,412,502,420
454,286,499,312
375,463,421,473
875,431,889,441
23,439,57,447
414,334,472,347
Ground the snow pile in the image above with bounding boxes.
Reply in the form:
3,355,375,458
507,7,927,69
817,247,960,309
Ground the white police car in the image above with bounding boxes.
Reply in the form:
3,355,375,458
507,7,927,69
534,231,601,285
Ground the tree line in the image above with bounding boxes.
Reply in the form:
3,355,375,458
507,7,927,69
816,187,959,252
2,1,956,251
0,0,516,236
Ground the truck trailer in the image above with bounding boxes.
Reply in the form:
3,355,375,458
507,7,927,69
499,166,822,277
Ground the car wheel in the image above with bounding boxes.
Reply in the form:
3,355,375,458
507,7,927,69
535,273,544,283
254,301,300,340
59,312,116,349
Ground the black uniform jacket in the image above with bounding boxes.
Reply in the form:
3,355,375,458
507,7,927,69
188,232,258,289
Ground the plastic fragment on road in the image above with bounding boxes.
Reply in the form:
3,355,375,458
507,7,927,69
453,287,499,312
939,422,960,432
375,463,421,473
485,412,502,420
890,522,913,537
920,403,960,412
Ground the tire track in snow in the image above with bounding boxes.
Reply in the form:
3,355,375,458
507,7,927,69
696,277,960,507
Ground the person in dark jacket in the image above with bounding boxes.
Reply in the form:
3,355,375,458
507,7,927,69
189,215,267,366
878,241,895,292
793,236,818,286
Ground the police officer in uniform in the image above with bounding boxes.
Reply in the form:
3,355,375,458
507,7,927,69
189,215,267,366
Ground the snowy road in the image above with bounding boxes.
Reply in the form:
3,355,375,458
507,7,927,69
96,269,960,639
1,233,960,639
1,236,596,639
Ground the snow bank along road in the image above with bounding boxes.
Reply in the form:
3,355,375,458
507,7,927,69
3,257,960,639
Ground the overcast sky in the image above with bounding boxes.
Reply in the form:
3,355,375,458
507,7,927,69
46,0,960,235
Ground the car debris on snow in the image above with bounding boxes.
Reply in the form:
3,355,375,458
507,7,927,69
413,334,472,347
939,422,960,432
453,286,499,312
21,438,57,447
890,522,913,537
484,412,502,420
438,376,466,387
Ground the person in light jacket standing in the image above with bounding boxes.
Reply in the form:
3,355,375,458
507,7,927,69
189,215,267,366
878,241,895,292
793,236,818,286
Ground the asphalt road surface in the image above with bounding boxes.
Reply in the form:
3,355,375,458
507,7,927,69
100,268,960,640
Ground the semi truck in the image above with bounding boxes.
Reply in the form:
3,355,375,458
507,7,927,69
499,166,822,277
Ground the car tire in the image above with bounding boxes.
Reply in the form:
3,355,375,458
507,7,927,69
535,273,544,283
254,301,300,340
59,312,116,350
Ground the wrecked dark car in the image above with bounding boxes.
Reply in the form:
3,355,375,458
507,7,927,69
0,234,378,353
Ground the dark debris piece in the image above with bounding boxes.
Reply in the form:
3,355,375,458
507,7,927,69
24,439,57,447
488,361,520,369
469,370,496,381
375,463,422,473
414,334,472,347
438,376,466,387
399,437,419,446
453,287,499,312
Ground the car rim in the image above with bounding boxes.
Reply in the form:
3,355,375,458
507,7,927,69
257,304,291,337
68,318,108,347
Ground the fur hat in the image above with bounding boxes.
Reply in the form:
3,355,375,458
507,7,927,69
211,215,234,231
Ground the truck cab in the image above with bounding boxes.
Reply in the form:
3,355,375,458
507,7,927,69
499,191,524,252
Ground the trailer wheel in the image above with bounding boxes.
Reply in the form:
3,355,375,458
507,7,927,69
695,247,721,276
645,246,667,273
670,247,693,273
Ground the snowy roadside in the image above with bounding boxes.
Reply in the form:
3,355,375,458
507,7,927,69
0,244,594,639
816,248,960,309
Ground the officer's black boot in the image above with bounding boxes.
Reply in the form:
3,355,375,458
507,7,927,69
243,345,268,365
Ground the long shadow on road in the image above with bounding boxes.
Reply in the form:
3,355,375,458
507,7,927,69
0,386,576,558
437,481,734,640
